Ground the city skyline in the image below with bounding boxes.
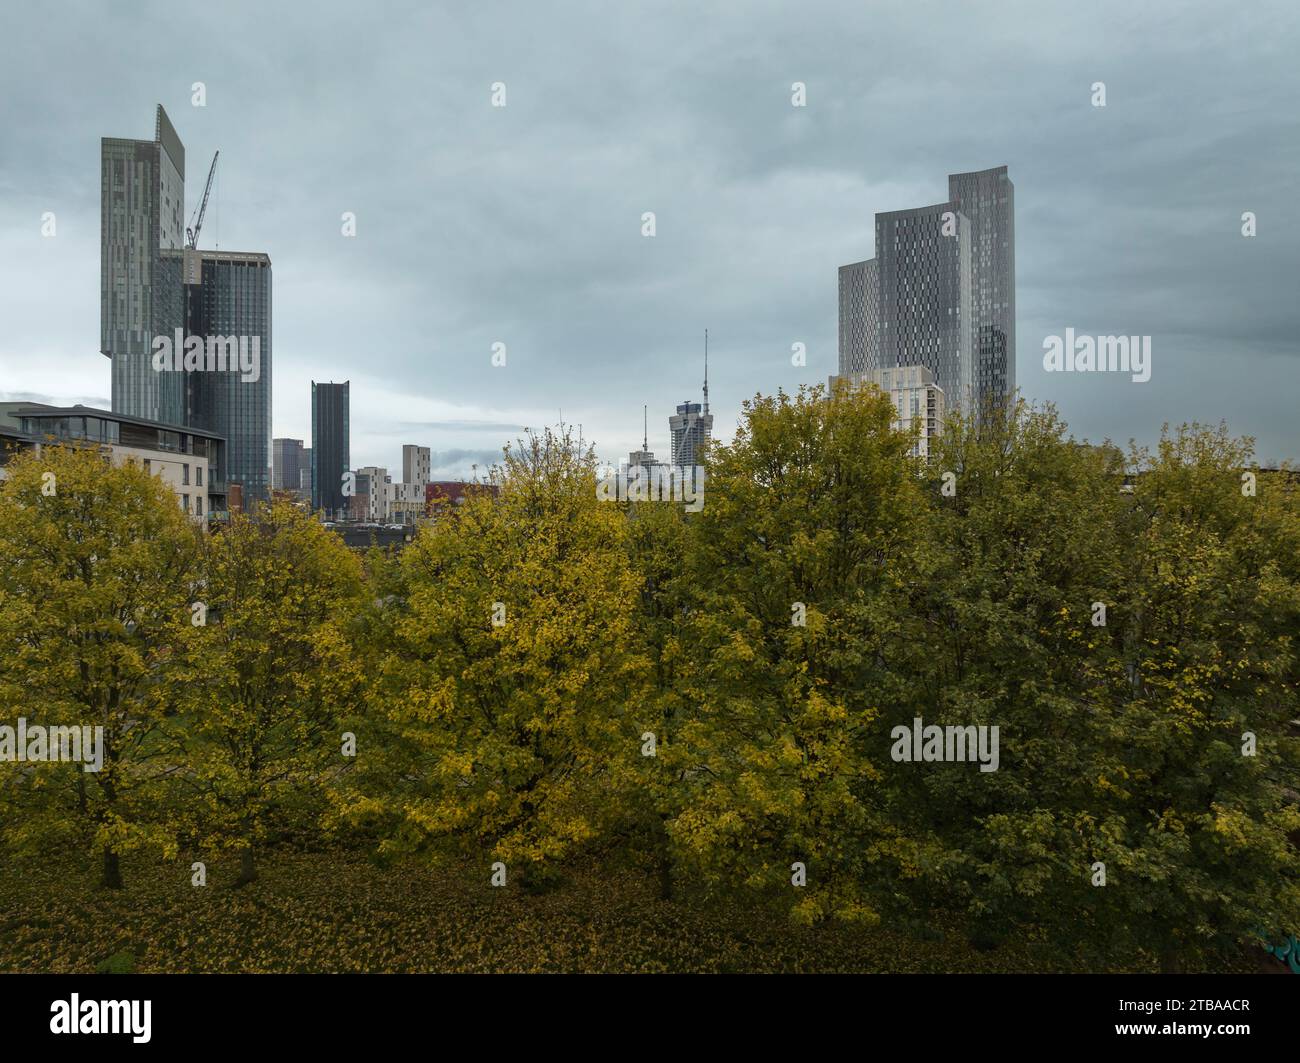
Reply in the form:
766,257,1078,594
2,1,1298,473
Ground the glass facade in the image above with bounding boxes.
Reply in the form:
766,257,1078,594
837,166,1015,420
311,382,350,516
876,202,973,411
837,259,879,374
669,400,713,468
273,437,305,492
948,166,1016,415
184,252,273,504
100,105,186,427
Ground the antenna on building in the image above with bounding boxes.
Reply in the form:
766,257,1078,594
643,405,648,451
703,329,710,414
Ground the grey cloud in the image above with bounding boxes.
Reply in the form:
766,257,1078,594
0,0,1296,469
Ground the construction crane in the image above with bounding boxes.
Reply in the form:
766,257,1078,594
186,150,219,249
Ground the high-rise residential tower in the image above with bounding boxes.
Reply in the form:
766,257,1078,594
104,105,274,507
829,366,946,461
311,381,350,517
179,249,273,503
101,105,187,425
837,259,879,374
948,166,1015,414
836,166,1014,416
273,437,305,494
875,201,973,411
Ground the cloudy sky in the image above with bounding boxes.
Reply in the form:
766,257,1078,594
1,0,1297,474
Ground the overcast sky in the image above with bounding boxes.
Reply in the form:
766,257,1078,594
1,0,1297,475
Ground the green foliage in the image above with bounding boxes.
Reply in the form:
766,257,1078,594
94,950,135,975
0,444,199,886
3,399,1298,972
338,427,649,881
669,383,931,925
168,502,366,881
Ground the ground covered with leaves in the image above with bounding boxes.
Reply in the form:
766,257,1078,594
0,849,1265,973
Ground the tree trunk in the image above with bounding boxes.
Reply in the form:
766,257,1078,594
657,852,674,902
99,846,123,890
233,846,258,888
655,815,674,902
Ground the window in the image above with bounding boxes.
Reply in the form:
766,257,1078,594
195,497,202,516
181,494,189,512
182,463,190,486
196,466,203,487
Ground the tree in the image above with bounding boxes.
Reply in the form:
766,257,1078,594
342,428,649,887
169,501,366,885
1087,425,1300,969
912,401,1135,954
670,382,931,924
0,443,198,888
621,491,693,899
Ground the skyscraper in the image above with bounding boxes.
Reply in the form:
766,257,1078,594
948,166,1015,414
103,105,274,507
101,105,186,425
836,166,1014,416
312,381,350,516
180,250,273,503
273,437,305,494
669,334,714,469
875,201,973,411
838,259,879,374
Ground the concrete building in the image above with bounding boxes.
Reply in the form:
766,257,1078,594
388,481,426,524
829,366,945,461
402,444,430,488
355,466,390,522
0,402,226,519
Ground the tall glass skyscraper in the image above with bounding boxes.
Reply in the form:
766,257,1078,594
101,105,187,425
311,381,350,517
875,201,973,410
836,165,1014,417
837,258,879,374
948,166,1015,416
102,106,274,508
181,250,273,503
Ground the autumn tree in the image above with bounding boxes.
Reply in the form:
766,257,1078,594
169,501,366,885
341,428,648,888
670,382,932,924
621,493,694,899
0,443,198,888
909,401,1135,954
1082,425,1300,970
